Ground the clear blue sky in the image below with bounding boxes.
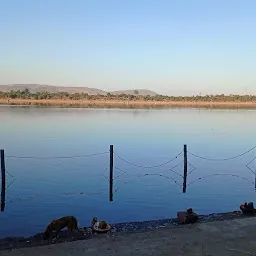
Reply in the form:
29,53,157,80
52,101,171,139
0,0,255,95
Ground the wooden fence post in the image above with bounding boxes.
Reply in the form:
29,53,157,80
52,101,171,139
183,145,188,193
109,145,114,201
1,149,6,211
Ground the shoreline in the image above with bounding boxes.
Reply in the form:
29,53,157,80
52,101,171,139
0,210,254,251
1,98,256,109
3,217,256,256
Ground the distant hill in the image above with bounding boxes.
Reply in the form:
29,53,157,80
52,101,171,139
0,84,106,95
0,84,158,96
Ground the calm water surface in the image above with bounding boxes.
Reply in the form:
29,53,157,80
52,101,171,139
0,106,256,238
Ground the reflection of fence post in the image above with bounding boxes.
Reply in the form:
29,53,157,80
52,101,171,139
255,172,256,191
183,145,187,193
1,149,6,211
109,145,114,201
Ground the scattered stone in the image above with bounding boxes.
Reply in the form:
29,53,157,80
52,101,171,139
111,228,117,233
177,208,198,224
240,202,256,215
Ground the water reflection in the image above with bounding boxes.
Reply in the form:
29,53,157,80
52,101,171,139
0,106,256,237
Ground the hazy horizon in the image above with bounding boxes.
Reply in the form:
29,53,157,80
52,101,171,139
1,0,256,96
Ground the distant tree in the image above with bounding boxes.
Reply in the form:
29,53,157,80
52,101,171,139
24,88,29,94
144,95,151,101
1,89,256,103
9,90,18,99
70,93,81,100
128,94,136,101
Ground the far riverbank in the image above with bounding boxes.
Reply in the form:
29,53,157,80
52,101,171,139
1,98,256,109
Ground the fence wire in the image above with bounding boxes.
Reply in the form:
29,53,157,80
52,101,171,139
246,156,256,174
188,145,256,161
5,190,109,204
113,150,183,169
2,145,256,204
113,171,183,195
187,174,254,187
6,151,109,159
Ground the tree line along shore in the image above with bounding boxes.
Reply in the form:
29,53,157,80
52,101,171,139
0,89,256,108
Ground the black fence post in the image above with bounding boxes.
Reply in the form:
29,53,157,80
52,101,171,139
183,145,188,193
109,145,114,201
1,149,6,211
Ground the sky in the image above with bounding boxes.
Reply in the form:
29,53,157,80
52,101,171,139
0,0,256,96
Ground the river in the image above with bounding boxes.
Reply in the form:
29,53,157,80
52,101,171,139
0,106,255,237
